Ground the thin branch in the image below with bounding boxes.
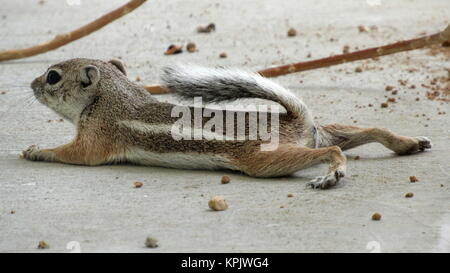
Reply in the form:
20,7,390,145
0,0,147,62
258,24,450,77
144,24,450,94
144,84,170,94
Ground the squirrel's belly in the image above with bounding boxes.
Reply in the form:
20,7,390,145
123,147,236,170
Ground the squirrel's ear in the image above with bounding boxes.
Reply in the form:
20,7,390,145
80,65,100,88
109,59,127,76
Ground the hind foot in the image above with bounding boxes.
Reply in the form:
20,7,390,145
306,169,345,190
415,136,432,152
396,136,432,155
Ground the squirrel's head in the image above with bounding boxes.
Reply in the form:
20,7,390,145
31,58,127,124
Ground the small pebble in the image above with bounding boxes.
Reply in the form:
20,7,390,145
221,175,230,184
409,176,419,183
287,28,297,37
134,181,143,188
208,196,228,211
398,79,407,86
358,25,368,33
38,240,49,249
287,193,294,198
342,45,350,54
380,102,388,108
197,23,215,33
219,52,227,58
385,85,394,91
145,237,158,248
371,213,382,221
405,192,414,198
186,42,197,53
164,44,183,55
355,67,363,73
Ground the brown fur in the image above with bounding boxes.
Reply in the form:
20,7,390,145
236,144,346,178
22,58,432,189
318,124,431,155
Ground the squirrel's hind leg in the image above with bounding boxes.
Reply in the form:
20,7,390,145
235,144,347,189
317,124,432,155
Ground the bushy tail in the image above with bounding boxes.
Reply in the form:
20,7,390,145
161,64,307,118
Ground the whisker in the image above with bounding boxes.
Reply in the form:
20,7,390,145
23,95,37,107
0,84,30,88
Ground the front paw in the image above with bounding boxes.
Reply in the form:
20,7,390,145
21,145,42,161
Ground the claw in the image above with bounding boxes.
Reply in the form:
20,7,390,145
22,145,41,161
305,176,324,189
416,136,432,152
306,170,345,190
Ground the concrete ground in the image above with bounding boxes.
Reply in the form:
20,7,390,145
0,0,449,253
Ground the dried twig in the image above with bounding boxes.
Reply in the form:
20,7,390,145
144,24,450,94
258,24,450,77
144,84,170,94
0,0,147,62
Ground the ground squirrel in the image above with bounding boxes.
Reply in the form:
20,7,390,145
22,58,432,189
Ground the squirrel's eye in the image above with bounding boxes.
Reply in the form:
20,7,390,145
46,70,61,85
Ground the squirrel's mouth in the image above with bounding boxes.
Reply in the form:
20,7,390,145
30,83,47,105
31,86,42,97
